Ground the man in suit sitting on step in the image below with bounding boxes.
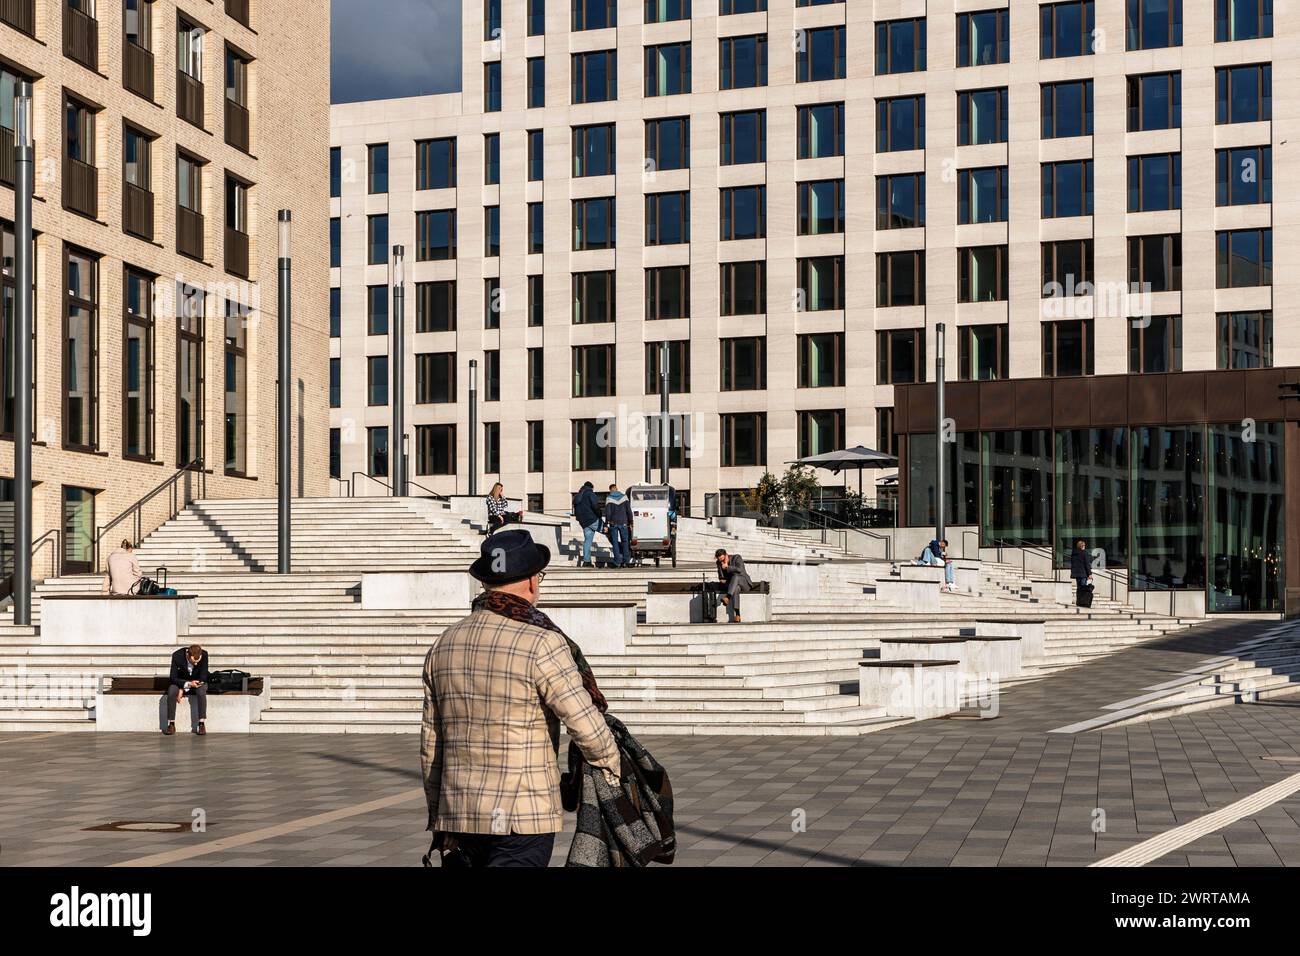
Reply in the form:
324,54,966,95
166,644,210,736
715,549,753,624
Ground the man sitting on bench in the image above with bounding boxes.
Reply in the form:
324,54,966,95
715,548,753,624
165,644,210,736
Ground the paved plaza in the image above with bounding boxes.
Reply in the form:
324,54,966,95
1,619,1298,868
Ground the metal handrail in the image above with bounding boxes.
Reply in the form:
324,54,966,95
94,459,206,571
776,507,892,561
348,471,448,500
31,528,60,581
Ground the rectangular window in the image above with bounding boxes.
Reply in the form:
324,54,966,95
799,25,847,82
798,180,845,235
958,167,1008,224
720,186,764,241
1127,0,1182,49
483,422,500,474
720,413,766,467
528,348,545,399
416,281,456,332
485,0,502,39
1040,1,1096,58
330,147,341,197
1215,228,1272,288
1041,80,1094,138
64,96,98,219
416,137,456,190
572,270,616,324
416,424,455,476
876,329,925,385
720,261,766,316
1128,153,1181,212
720,110,765,166
416,209,456,261
645,116,689,170
572,50,617,103
957,9,1010,66
646,0,690,22
573,418,616,471
797,256,845,311
957,87,1008,145
528,203,544,255
63,248,98,451
1042,320,1095,376
572,197,616,250
484,132,500,185
176,283,204,466
123,124,153,240
484,350,500,402
1216,146,1271,206
875,18,925,75
527,57,546,108
528,420,544,472
1215,0,1272,41
484,277,501,329
368,214,388,265
1041,160,1094,218
798,410,844,458
1216,311,1272,368
416,352,456,404
177,16,204,80
367,355,388,406
223,300,249,473
646,266,690,320
876,251,925,307
958,324,1009,381
877,96,925,152
573,0,616,30
527,130,544,181
368,427,389,477
484,61,502,112
720,0,764,11
330,287,341,338
528,276,544,327
330,217,340,268
876,408,897,458
1128,234,1182,292
367,285,388,336
529,0,546,35
647,191,691,245
1042,239,1094,296
1127,72,1181,131
719,35,767,90
876,173,925,229
486,203,501,258
573,344,616,398
367,143,388,194
329,357,340,408
574,123,615,177
645,340,690,394
798,103,845,158
645,42,691,97
798,333,844,388
330,428,341,480
122,268,154,461
1215,64,1270,124
1129,314,1182,373
958,245,1009,303
719,337,766,391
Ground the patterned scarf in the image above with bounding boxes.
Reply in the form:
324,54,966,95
471,589,608,712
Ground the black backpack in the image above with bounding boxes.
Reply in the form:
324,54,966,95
208,670,252,694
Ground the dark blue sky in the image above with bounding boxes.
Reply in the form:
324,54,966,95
331,0,462,103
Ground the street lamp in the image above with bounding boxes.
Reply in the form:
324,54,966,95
12,81,34,624
391,245,406,496
277,209,292,573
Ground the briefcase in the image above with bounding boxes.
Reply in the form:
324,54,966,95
208,669,252,694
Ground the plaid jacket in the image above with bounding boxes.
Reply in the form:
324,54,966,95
421,607,621,835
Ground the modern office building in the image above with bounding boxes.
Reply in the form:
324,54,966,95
330,1,1297,613
1,0,332,585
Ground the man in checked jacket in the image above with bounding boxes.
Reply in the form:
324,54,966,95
421,529,622,867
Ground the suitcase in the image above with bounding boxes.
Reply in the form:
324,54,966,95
1077,585,1094,608
699,580,719,623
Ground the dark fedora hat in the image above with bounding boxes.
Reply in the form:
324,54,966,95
468,529,551,585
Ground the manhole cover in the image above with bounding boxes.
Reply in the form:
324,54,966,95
84,821,192,833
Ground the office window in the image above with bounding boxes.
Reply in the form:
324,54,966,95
416,281,456,332
121,125,152,238
367,284,388,336
1040,1,1096,58
64,96,98,219
367,427,389,477
527,420,544,473
223,301,249,473
877,173,925,229
647,191,691,245
798,26,847,82
527,57,545,108
529,0,546,35
1215,64,1271,124
797,256,844,311
875,19,925,75
877,96,925,152
876,251,924,307
572,270,615,324
574,345,613,398
719,337,766,391
572,50,617,103
1129,314,1182,373
484,277,500,329
719,35,767,90
798,102,844,158
959,325,1009,381
367,144,388,194
485,0,502,39
1216,0,1272,41
798,410,844,458
527,348,544,399
798,180,845,235
957,88,1008,145
1042,80,1094,138
958,245,1009,303
720,186,764,241
645,42,691,97
63,248,98,451
175,283,204,466
573,0,616,30
646,0,690,22
573,418,616,470
1042,239,1094,296
329,147,340,197
367,355,388,406
958,167,1008,224
484,133,500,185
416,424,455,476
484,350,500,401
416,352,456,404
528,203,544,254
645,116,689,171
416,209,457,261
876,407,897,458
1216,146,1271,206
526,130,544,182
573,123,615,177
329,357,340,408
798,333,844,388
484,422,500,474
1216,229,1271,288
528,276,544,327
720,413,766,467
177,16,204,82
573,197,616,250
1128,0,1182,50
1128,234,1182,292
720,0,764,11
720,110,765,166
647,266,690,320
957,9,1010,66
1128,154,1181,212
329,288,341,338
1216,312,1272,369
416,137,456,190
1042,320,1095,377
720,261,766,316
484,62,502,112
122,269,154,461
876,329,925,385
645,340,690,394
1041,160,1094,218
368,214,388,265
1127,72,1181,131
330,429,340,480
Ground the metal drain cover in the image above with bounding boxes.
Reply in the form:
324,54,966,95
84,821,191,833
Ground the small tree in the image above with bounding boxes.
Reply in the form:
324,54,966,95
779,464,820,511
740,471,782,522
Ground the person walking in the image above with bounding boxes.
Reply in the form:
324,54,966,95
714,548,753,624
420,530,621,867
1070,538,1093,607
572,481,601,567
603,485,632,568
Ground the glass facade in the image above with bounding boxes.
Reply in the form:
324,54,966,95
908,433,980,529
1207,423,1284,612
982,431,1053,547
1055,429,1129,570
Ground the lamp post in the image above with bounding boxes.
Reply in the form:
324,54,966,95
659,342,670,485
391,245,406,497
12,81,33,624
277,210,292,573
935,321,946,544
468,359,478,496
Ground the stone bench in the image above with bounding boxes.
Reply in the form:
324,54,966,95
645,580,771,624
881,633,1023,680
1028,579,1076,605
897,562,980,591
360,571,472,611
962,619,1046,666
858,660,963,719
743,561,823,599
871,578,940,612
40,595,198,646
95,676,268,733
537,602,637,654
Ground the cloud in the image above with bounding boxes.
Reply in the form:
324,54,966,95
331,0,462,103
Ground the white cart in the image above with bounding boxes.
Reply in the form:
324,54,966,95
628,484,677,568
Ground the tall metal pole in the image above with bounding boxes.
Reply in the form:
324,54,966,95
935,322,946,544
390,245,406,497
277,210,292,573
12,82,34,625
468,360,478,496
658,342,670,485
